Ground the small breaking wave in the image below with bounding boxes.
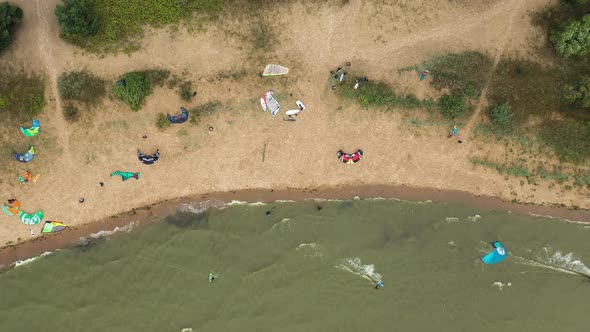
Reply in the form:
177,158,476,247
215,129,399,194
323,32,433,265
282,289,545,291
445,217,460,223
492,281,511,290
528,213,589,226
270,218,293,233
76,221,139,246
180,199,227,214
14,251,55,268
296,243,324,258
336,257,382,284
467,215,481,222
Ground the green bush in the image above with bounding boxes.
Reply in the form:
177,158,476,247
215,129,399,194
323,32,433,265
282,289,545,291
155,112,170,129
63,105,80,122
563,76,590,108
179,81,192,102
58,70,105,105
438,94,465,118
339,79,432,109
55,0,99,37
113,72,150,111
488,103,513,127
0,2,23,52
550,14,590,57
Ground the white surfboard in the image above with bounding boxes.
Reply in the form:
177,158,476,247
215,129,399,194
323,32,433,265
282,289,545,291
260,98,267,112
286,109,300,116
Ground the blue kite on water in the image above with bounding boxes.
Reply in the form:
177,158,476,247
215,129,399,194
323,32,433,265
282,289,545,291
481,241,507,264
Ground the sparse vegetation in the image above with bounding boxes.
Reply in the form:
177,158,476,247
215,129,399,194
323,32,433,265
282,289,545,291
55,0,99,37
488,103,513,128
113,69,169,111
428,51,493,98
189,101,222,125
63,105,80,122
0,67,45,121
179,81,193,102
58,70,106,105
155,112,170,129
0,1,22,52
470,157,532,177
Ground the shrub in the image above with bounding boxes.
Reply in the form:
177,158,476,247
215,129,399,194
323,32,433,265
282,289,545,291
0,2,23,52
55,0,99,37
550,14,590,57
438,94,465,118
113,72,150,111
63,105,80,122
179,81,192,102
58,70,105,105
488,103,513,127
155,112,170,129
563,76,590,108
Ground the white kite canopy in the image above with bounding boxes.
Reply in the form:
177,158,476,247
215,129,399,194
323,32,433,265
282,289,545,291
263,64,289,76
262,90,281,117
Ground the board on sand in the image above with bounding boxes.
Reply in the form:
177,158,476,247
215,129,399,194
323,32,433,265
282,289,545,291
286,109,300,116
296,101,305,110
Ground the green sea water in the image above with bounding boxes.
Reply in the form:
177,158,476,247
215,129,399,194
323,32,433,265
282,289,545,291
1,199,590,332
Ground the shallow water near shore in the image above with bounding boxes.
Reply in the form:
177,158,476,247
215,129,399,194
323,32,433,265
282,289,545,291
1,199,589,331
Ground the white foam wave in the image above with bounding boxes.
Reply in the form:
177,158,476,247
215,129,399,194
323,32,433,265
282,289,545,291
513,246,590,277
336,257,382,283
492,281,511,290
528,213,589,226
468,215,481,222
275,200,295,203
445,217,460,223
181,200,226,213
448,241,457,247
296,243,324,258
76,221,139,246
14,251,54,268
270,218,292,233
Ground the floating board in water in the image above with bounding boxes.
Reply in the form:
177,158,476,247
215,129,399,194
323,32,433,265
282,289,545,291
260,98,267,112
296,101,305,110
286,109,300,116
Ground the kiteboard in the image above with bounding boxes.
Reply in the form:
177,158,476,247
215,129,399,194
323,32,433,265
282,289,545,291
296,101,305,111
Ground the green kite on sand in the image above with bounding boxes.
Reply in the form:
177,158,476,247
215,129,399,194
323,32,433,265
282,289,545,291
110,171,140,181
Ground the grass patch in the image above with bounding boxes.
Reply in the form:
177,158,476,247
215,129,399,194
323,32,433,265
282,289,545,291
470,157,532,177
65,0,224,53
438,94,465,118
0,67,45,122
189,101,222,125
155,112,170,129
538,119,590,164
536,166,570,183
573,170,590,187
58,70,106,105
113,69,170,111
338,79,433,110
427,51,494,98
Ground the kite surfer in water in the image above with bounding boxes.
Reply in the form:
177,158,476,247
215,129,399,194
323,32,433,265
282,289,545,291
375,281,384,289
209,273,216,283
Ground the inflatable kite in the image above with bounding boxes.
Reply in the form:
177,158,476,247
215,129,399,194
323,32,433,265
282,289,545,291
137,149,160,165
2,199,21,216
13,145,35,163
19,209,43,225
261,90,281,117
337,149,363,164
167,107,189,124
263,64,289,76
20,119,40,137
110,171,140,181
42,221,66,234
481,241,507,265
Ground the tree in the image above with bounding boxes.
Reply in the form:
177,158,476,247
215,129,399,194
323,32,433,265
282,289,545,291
563,76,590,108
55,0,98,37
550,14,590,57
0,2,23,52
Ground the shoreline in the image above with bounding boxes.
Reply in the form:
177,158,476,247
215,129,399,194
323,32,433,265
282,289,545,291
2,183,589,270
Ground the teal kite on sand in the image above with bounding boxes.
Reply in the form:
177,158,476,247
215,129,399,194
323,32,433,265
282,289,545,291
110,171,140,181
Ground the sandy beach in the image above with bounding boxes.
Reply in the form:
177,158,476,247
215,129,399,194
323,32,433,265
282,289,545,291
1,0,589,265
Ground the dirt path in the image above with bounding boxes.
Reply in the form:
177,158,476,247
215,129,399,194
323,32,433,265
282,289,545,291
462,0,525,138
33,0,71,165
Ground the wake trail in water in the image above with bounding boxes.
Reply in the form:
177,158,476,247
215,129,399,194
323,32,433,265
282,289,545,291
336,257,382,284
512,247,590,278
